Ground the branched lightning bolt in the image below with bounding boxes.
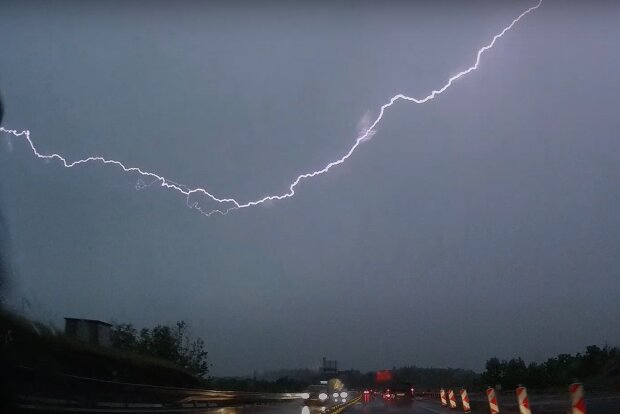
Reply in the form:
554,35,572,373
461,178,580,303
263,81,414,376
0,0,542,217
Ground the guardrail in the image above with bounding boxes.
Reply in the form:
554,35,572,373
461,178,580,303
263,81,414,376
9,365,302,412
323,394,362,414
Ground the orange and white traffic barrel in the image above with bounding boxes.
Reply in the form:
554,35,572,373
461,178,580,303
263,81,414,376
486,387,500,414
460,388,471,413
440,389,448,406
569,383,586,414
449,389,457,409
516,386,531,414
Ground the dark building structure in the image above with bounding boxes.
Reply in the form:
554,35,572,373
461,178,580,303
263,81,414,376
64,318,112,347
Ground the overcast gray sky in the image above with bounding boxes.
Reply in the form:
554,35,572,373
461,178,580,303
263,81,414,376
1,0,619,376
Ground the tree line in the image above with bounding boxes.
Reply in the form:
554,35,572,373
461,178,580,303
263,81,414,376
110,321,210,379
110,321,307,391
109,319,619,393
481,345,619,390
335,367,478,390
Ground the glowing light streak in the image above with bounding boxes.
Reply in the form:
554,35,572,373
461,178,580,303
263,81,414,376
0,1,542,217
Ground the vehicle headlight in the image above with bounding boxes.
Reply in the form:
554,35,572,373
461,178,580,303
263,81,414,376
340,392,348,399
301,393,310,399
319,393,328,401
342,398,347,403
332,393,339,398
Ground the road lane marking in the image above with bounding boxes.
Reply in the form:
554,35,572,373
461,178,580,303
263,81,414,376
421,407,444,413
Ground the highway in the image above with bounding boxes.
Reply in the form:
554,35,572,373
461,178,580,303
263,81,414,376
148,394,619,414
349,399,453,414
8,366,620,414
12,392,620,413
346,394,620,414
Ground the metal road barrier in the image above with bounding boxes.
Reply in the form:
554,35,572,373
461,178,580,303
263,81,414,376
10,365,303,412
415,390,442,399
323,394,362,414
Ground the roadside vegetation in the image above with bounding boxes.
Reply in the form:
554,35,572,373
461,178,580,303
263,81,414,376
481,345,620,390
0,310,202,387
110,321,210,380
2,307,618,392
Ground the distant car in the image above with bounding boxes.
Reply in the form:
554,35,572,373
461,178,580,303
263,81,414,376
331,389,348,404
382,383,414,404
302,385,330,407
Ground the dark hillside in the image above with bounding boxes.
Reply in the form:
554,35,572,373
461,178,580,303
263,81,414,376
0,310,201,388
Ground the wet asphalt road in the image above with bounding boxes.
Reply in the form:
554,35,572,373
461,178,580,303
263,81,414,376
13,393,620,413
347,394,620,414
215,393,620,414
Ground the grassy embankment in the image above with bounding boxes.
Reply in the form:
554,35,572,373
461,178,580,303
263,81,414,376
0,310,202,387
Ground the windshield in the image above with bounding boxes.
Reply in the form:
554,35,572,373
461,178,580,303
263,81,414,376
1,1,619,414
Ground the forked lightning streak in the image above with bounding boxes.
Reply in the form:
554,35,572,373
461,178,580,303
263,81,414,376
0,1,543,217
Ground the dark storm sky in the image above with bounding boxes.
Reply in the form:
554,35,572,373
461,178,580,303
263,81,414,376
1,0,619,376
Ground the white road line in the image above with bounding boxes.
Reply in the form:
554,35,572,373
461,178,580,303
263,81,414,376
421,407,444,413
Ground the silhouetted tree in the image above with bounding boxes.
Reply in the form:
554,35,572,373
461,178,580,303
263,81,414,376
503,358,527,389
391,365,478,389
482,345,620,390
111,320,210,378
482,357,503,387
110,323,138,351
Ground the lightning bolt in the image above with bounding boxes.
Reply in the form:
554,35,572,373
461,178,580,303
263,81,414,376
1,0,542,217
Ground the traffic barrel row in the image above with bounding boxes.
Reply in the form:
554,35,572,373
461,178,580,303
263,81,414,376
438,388,471,412
473,384,587,414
